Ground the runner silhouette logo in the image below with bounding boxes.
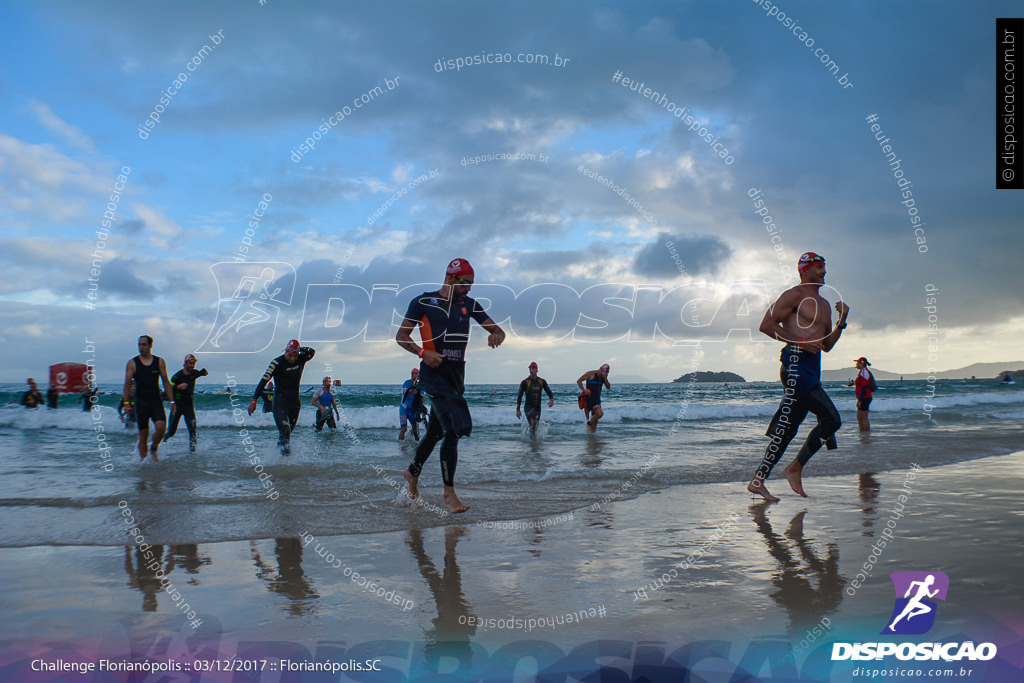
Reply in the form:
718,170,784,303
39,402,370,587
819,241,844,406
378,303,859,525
882,571,949,635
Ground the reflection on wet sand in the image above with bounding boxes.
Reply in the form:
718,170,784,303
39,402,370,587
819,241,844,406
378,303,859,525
859,472,880,537
251,538,319,617
123,545,164,612
750,503,846,636
406,526,475,663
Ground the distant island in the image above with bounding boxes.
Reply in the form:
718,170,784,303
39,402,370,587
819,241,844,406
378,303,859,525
672,371,746,383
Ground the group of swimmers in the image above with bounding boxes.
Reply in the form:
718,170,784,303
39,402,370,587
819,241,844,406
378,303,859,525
107,252,858,511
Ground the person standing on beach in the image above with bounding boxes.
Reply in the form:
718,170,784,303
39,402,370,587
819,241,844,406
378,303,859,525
165,354,209,452
312,376,340,432
748,252,849,502
247,340,315,455
396,258,506,514
398,368,420,441
576,364,611,434
21,379,44,408
123,335,176,462
854,357,874,431
516,362,554,438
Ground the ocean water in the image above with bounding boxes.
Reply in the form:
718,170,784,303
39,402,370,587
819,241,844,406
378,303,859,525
1,379,1021,547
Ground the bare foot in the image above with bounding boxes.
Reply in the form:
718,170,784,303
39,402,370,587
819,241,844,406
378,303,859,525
149,446,160,463
747,478,780,502
402,469,419,501
783,463,808,497
443,489,470,514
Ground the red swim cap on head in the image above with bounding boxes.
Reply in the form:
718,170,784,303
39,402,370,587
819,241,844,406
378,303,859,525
798,252,825,272
529,362,538,368
446,258,474,278
184,354,197,364
285,339,300,352
600,364,610,373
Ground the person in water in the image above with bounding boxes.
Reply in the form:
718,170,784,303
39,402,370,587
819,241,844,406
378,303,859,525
247,339,316,455
123,335,176,462
398,368,420,441
165,354,209,452
312,376,340,432
516,362,554,438
748,252,849,502
260,382,275,412
21,378,44,409
396,258,506,514
576,364,611,433
853,357,874,432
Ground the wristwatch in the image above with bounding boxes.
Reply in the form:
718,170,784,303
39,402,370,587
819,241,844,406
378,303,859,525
836,322,847,330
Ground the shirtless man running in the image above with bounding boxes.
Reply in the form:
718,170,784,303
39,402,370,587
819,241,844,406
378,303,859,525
748,252,850,501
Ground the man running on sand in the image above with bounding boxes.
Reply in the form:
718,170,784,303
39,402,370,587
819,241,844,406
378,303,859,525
396,258,505,514
748,252,849,502
124,335,176,462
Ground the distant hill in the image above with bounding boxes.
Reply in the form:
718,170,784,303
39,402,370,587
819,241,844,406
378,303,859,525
673,371,746,383
820,361,1024,382
615,374,656,383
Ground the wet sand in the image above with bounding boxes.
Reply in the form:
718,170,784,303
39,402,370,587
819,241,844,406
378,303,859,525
1,453,1022,681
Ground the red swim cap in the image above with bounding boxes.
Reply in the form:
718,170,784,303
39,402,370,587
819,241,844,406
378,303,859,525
446,258,474,279
798,252,825,273
529,362,538,368
285,339,300,352
600,364,610,373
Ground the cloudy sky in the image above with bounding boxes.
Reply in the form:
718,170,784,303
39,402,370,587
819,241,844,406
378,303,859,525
2,0,1021,386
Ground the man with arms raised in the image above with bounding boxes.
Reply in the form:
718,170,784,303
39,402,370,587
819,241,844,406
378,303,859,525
396,258,505,513
124,335,176,462
749,252,849,501
247,339,315,455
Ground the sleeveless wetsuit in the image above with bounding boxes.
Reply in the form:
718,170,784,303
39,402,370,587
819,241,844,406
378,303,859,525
133,355,166,429
585,374,604,412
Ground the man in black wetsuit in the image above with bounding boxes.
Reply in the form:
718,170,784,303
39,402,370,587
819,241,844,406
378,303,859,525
164,354,209,452
123,335,176,462
748,252,849,502
516,362,554,438
576,364,611,434
396,258,506,514
247,339,315,455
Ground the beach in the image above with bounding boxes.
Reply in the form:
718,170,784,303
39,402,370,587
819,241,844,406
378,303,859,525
1,444,1021,681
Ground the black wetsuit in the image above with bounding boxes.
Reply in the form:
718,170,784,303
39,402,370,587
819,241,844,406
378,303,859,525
260,388,274,413
132,355,166,429
404,290,490,487
517,376,553,435
410,390,428,441
81,389,97,412
756,345,841,481
252,347,315,454
166,367,208,451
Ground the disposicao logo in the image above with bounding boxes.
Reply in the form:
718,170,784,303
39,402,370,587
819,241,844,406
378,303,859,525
832,571,997,662
883,571,948,635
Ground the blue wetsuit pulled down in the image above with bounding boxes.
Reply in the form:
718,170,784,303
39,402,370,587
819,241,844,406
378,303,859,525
756,345,841,481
